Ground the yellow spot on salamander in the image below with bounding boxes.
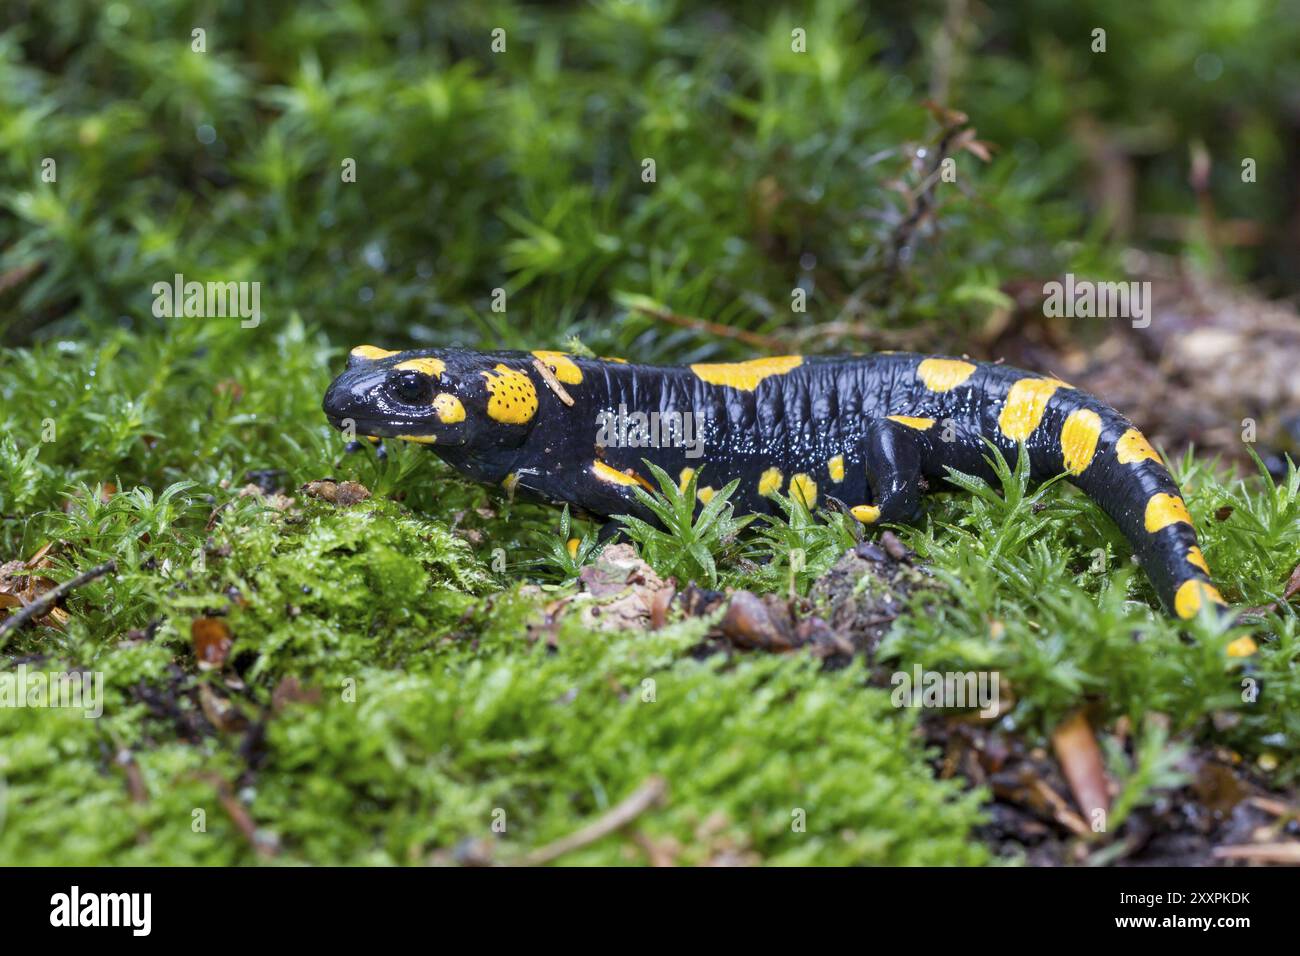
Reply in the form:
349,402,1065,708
433,393,465,424
1226,635,1258,658
851,505,880,524
758,467,783,496
1145,493,1192,533
350,345,398,361
1116,428,1163,466
531,350,583,385
827,456,845,483
789,473,817,508
566,537,580,559
1174,579,1226,619
697,486,715,504
887,415,936,431
690,356,803,390
998,377,1069,441
600,356,628,364
396,434,436,444
1060,408,1102,475
481,364,538,424
502,473,519,494
1186,546,1211,575
916,358,976,392
395,357,446,377
592,461,642,487
678,467,695,491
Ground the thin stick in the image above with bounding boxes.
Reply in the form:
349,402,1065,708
0,260,42,295
886,124,961,278
0,560,117,640
517,776,667,866
531,357,575,406
629,303,789,353
196,772,279,859
1213,842,1300,864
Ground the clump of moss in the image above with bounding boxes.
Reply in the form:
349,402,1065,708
254,616,990,866
1,493,988,865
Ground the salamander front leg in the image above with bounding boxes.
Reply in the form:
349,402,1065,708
854,418,929,525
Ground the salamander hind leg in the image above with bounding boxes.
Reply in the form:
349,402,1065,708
851,417,931,526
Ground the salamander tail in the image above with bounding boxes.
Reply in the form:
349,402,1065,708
1045,403,1227,620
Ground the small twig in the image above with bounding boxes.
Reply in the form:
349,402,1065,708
517,776,667,866
197,772,280,859
629,303,788,353
1189,140,1224,276
205,500,233,532
0,260,43,296
1213,842,1300,864
790,319,936,351
113,745,150,805
886,121,963,278
531,357,574,406
1247,795,1297,819
0,559,117,640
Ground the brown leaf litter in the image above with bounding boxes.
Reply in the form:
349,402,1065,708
523,535,930,665
990,254,1300,472
931,712,1300,866
301,478,371,506
518,536,1298,865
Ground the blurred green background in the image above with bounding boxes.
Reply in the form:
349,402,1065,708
4,0,1298,352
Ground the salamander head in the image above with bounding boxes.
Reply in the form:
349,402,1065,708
322,345,539,449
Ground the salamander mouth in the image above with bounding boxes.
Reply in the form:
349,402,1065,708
325,414,436,439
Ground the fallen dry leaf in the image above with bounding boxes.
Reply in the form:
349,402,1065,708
567,543,674,633
302,479,371,506
214,379,244,402
526,540,920,666
0,548,71,631
1051,710,1112,825
271,675,322,713
197,682,249,733
1284,563,1300,602
191,617,232,670
716,591,795,651
238,484,295,511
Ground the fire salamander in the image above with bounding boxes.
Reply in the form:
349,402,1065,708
323,347,1229,621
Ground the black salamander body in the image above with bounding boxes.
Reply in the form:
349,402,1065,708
322,347,1226,620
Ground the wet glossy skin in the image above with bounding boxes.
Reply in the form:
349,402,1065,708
323,347,1227,620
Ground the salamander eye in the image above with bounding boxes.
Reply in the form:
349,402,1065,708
389,370,433,405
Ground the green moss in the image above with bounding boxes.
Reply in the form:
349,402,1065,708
253,619,988,866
